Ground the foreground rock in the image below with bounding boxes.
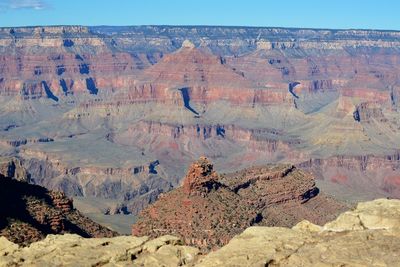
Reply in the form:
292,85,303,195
0,234,199,266
132,157,346,251
0,173,117,246
1,198,399,266
197,198,400,267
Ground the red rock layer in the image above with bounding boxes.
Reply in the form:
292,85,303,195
118,121,298,154
132,158,346,251
131,46,292,105
299,153,400,198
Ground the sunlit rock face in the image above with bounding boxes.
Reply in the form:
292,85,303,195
0,25,400,216
132,158,346,251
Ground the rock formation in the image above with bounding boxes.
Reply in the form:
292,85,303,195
0,25,400,221
1,198,399,266
0,234,199,267
0,173,117,246
220,164,346,227
182,156,220,195
132,157,346,251
353,102,387,123
133,158,260,250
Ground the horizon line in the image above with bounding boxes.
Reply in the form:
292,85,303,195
1,24,400,33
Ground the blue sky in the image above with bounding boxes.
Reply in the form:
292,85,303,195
1,0,399,30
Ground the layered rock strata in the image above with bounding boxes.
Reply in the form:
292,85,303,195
132,157,346,251
1,25,400,218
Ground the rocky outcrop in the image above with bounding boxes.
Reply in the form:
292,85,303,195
0,174,117,246
0,199,399,266
133,158,259,251
132,158,346,251
353,102,387,123
182,157,220,196
196,198,400,266
0,157,29,182
0,234,199,267
308,79,334,92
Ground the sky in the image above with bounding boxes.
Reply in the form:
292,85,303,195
0,0,400,30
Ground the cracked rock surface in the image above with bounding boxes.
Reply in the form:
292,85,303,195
0,234,199,267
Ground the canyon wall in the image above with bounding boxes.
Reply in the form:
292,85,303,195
0,25,399,215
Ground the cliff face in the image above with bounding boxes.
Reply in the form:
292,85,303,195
353,102,387,122
132,157,346,251
1,199,399,267
2,25,400,102
0,172,117,246
0,25,400,217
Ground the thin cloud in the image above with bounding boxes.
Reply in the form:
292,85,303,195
5,0,49,10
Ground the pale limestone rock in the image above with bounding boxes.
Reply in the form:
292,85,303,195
0,234,199,267
181,39,195,49
256,40,272,50
136,244,199,266
282,230,400,267
323,211,365,231
196,199,400,267
0,237,18,256
142,235,181,253
324,198,400,231
195,227,313,267
292,220,322,232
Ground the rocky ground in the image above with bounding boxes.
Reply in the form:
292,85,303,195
0,198,398,266
132,157,347,251
197,198,400,267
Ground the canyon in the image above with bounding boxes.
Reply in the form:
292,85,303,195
0,25,400,225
